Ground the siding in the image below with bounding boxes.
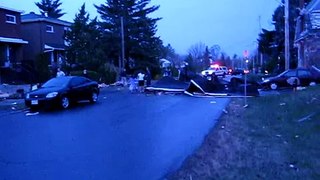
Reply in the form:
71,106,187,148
0,8,21,38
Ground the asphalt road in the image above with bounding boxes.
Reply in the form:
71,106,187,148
0,87,229,180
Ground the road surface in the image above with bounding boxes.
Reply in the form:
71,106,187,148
0,88,229,180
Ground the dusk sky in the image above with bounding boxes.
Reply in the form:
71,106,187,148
0,0,280,56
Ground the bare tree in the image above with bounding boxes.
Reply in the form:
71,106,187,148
209,44,221,60
188,42,206,60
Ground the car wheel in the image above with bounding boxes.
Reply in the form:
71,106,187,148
309,82,316,86
61,96,70,109
90,91,98,103
270,83,278,90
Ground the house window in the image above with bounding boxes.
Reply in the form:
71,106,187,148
5,14,16,24
46,25,54,33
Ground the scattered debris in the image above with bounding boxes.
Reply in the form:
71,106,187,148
210,101,217,104
221,125,225,129
223,109,228,114
289,164,295,168
297,113,316,122
279,103,286,106
276,134,282,138
11,107,16,110
26,112,39,116
103,97,107,99
296,87,306,91
11,102,17,105
98,83,109,88
295,135,299,138
243,104,249,108
311,97,318,103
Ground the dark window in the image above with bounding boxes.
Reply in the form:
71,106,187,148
46,25,54,33
283,70,297,77
42,77,70,88
298,70,311,78
6,14,16,24
70,77,86,87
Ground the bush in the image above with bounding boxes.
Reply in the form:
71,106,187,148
34,53,51,83
70,70,99,81
98,63,118,84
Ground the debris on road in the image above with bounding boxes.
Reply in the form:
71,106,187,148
279,103,286,106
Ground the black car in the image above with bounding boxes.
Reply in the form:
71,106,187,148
25,76,99,110
260,68,320,90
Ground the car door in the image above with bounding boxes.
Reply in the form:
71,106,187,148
279,70,297,87
297,69,312,86
69,77,87,101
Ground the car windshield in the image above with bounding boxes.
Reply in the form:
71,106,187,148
276,70,289,77
41,77,70,88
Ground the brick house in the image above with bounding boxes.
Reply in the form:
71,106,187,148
21,12,71,72
295,0,320,68
0,6,28,83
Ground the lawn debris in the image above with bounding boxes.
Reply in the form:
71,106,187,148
26,112,39,116
297,113,316,122
223,109,228,114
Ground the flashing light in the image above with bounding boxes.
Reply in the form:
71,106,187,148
210,64,219,68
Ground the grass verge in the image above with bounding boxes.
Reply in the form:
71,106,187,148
167,86,320,179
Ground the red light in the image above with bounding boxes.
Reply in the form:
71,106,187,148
210,64,219,68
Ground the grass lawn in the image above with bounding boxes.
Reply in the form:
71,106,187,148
168,86,320,179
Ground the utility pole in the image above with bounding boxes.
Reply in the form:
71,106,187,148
120,16,125,70
285,0,290,70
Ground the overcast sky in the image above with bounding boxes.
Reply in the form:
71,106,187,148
0,0,280,56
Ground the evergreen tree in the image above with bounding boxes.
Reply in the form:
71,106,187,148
95,0,163,70
35,0,65,18
257,0,312,71
203,46,211,69
65,4,102,69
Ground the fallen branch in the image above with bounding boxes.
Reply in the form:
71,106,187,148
297,113,317,122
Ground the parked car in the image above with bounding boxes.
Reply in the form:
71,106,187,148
230,68,245,75
201,65,228,77
25,76,99,110
260,68,320,90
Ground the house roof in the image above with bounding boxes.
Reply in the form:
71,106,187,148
306,0,320,12
0,6,23,13
0,37,28,44
21,12,72,27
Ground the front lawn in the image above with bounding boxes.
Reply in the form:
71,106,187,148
168,86,320,179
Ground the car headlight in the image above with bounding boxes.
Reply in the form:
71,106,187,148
46,92,58,98
263,79,270,83
26,93,30,99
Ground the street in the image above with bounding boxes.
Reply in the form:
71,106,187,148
0,88,229,180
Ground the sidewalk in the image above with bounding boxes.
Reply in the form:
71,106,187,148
0,84,30,98
0,84,30,114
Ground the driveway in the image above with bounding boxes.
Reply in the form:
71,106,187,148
0,88,229,180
